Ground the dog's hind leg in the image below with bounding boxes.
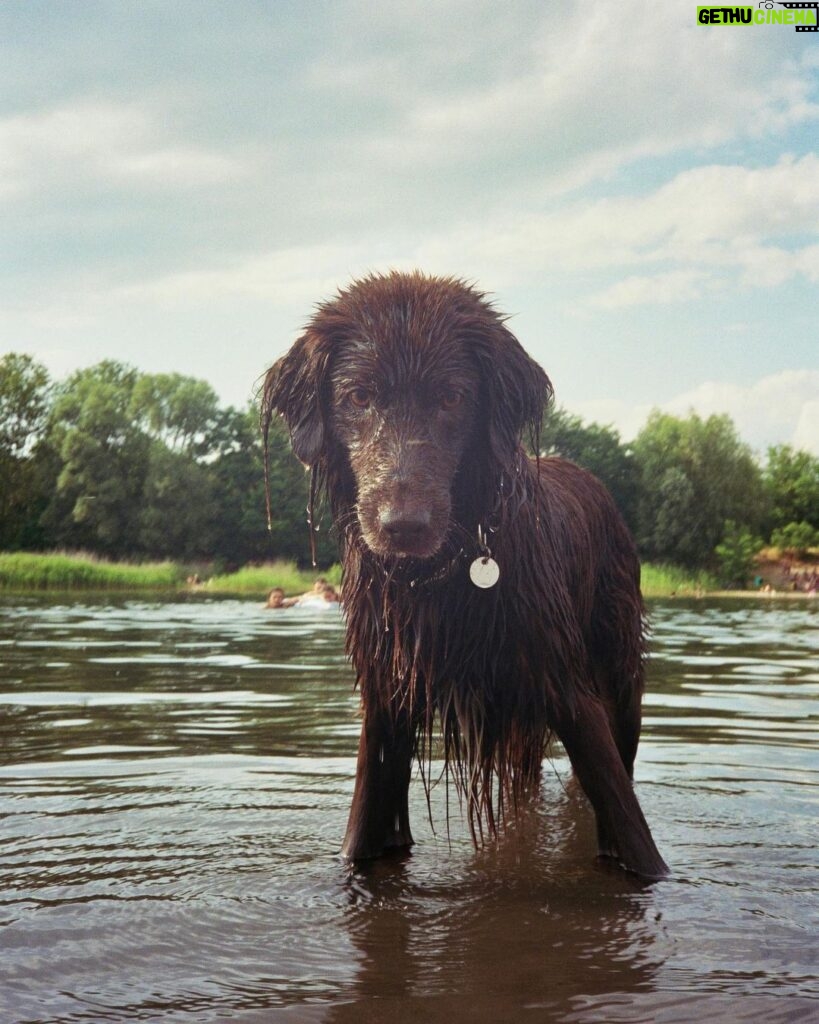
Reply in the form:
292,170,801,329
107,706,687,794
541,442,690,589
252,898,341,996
341,709,415,861
552,690,668,880
591,661,642,780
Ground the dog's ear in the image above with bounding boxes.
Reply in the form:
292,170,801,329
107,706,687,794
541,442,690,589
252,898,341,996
472,321,553,463
261,331,330,467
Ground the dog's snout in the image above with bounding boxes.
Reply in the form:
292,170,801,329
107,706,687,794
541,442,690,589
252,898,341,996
379,507,432,549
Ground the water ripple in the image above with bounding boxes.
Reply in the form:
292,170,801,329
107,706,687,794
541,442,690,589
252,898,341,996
1,596,817,1023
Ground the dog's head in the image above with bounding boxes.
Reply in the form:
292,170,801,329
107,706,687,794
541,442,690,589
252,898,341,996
262,272,552,561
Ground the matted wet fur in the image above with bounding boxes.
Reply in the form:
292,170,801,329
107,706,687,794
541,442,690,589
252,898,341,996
261,271,668,879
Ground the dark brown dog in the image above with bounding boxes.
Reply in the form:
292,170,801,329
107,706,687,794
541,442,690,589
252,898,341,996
262,271,668,879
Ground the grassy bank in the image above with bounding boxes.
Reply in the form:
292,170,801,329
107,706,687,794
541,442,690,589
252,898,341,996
0,551,185,591
0,550,724,599
0,551,342,597
640,563,719,598
203,562,341,596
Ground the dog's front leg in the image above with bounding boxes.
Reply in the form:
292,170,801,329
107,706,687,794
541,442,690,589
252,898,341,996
341,706,415,861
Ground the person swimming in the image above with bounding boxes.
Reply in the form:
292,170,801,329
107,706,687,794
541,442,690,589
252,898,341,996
293,583,340,607
265,581,339,610
265,587,297,609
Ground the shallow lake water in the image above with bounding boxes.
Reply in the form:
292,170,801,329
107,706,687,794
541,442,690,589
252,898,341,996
0,595,817,1023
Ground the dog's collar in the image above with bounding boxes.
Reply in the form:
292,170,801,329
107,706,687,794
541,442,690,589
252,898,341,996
375,536,500,592
372,546,469,592
408,550,469,590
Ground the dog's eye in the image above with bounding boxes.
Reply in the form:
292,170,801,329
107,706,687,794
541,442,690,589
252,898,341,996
349,387,373,409
439,388,463,411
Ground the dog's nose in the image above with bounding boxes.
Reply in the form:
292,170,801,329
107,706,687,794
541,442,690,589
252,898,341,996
379,507,431,548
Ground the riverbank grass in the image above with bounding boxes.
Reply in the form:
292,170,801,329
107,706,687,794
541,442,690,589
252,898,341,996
0,551,342,596
0,551,184,591
0,550,725,599
640,563,719,598
203,562,341,596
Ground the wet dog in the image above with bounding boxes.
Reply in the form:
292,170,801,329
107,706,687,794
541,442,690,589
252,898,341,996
262,271,668,878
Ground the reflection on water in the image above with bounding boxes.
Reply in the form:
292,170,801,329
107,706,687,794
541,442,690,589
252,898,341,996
1,597,817,1023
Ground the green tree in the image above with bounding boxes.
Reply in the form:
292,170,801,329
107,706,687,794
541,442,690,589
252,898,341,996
128,374,239,560
646,466,699,563
264,415,337,566
0,353,50,455
541,407,640,530
131,373,221,454
2,354,344,565
714,520,764,589
0,354,52,549
205,406,270,567
633,411,764,567
763,445,819,534
207,407,335,568
137,442,216,558
42,362,149,555
770,521,819,558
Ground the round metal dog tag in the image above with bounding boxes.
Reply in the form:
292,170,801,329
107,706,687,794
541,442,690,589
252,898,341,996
469,556,500,589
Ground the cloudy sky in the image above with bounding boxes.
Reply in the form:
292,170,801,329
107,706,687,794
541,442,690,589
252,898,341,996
2,0,818,454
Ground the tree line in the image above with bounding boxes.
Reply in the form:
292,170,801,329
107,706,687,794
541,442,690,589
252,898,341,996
2,352,818,580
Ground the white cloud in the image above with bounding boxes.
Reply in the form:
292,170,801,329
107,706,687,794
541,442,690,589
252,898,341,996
574,370,819,455
2,0,817,445
794,245,819,283
341,0,819,194
793,400,819,455
15,150,818,345
414,154,819,302
568,397,657,444
0,100,245,200
4,3,818,319
590,270,706,309
296,0,819,225
109,242,403,309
